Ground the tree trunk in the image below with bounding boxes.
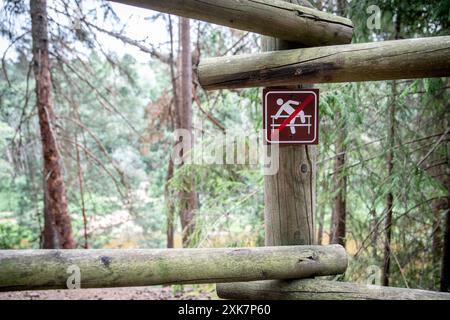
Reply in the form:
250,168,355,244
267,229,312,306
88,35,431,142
432,199,446,265
441,119,450,292
370,209,378,259
382,80,396,287
165,15,177,249
382,17,401,286
317,176,327,244
336,0,345,15
316,209,325,244
165,158,175,248
441,207,450,292
75,135,88,249
330,111,347,246
30,0,75,249
179,17,197,247
330,0,347,249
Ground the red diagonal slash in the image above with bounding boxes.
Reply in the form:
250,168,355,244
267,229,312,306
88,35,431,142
276,94,315,132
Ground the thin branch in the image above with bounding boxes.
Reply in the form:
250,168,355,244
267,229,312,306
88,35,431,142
416,127,450,168
83,19,172,64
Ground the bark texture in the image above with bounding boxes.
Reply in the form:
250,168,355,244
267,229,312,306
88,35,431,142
441,124,450,292
330,111,347,246
179,17,198,247
198,36,450,90
110,0,353,45
217,279,450,300
263,0,316,248
382,80,396,286
0,245,347,291
30,0,75,249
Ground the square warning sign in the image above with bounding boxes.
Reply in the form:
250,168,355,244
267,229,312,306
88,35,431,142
263,89,319,144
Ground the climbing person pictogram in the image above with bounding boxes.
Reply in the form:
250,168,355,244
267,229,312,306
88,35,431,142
273,98,306,134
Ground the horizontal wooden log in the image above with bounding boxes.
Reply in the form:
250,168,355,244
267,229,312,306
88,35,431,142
198,36,450,90
110,0,353,46
0,245,346,291
217,279,450,300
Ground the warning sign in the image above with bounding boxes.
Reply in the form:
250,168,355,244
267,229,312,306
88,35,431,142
263,89,319,144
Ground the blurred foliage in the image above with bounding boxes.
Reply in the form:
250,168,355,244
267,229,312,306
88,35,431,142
0,221,34,249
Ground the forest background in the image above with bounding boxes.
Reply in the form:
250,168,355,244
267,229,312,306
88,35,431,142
0,0,449,292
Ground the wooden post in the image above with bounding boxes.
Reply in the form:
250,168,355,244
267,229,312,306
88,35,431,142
216,2,319,300
110,0,353,46
264,145,316,245
217,279,450,300
263,0,316,248
198,36,450,90
0,246,346,291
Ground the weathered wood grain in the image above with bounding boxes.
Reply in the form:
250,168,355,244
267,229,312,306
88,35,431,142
110,0,353,45
217,279,450,300
263,0,316,248
264,145,316,245
198,36,450,90
0,245,346,291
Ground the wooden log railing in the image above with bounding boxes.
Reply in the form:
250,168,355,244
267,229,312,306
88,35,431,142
217,279,450,300
0,245,346,291
110,0,353,46
198,36,450,90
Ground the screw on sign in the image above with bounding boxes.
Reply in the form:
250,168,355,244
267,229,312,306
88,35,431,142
263,89,319,144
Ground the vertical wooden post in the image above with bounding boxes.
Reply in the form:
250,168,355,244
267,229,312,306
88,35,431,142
263,0,316,247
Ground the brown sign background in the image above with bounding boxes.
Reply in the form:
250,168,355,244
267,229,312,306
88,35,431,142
263,88,319,145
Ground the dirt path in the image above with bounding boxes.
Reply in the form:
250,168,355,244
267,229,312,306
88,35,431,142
0,286,217,300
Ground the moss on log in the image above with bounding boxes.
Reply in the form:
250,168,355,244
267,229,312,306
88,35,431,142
217,279,450,300
0,245,346,291
110,0,353,46
198,36,450,90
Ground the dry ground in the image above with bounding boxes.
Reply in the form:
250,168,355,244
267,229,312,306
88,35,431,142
0,286,217,300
